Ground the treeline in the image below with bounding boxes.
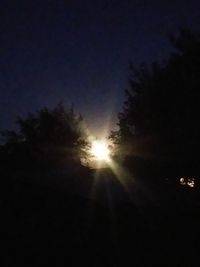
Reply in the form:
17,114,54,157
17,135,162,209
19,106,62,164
1,28,200,180
111,28,200,180
0,103,90,171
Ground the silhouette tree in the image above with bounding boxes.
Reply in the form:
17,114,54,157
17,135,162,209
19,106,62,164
0,103,90,170
111,29,200,176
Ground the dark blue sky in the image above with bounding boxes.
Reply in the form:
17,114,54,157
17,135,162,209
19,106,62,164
1,0,200,137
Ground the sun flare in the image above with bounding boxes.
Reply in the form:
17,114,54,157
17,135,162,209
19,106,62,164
91,140,110,161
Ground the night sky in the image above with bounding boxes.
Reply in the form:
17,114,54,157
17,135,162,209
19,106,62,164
1,0,200,137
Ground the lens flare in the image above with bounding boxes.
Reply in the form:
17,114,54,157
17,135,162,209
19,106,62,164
91,140,110,161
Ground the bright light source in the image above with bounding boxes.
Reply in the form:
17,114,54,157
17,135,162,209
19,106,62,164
188,178,195,188
91,140,110,161
180,177,186,185
179,177,195,188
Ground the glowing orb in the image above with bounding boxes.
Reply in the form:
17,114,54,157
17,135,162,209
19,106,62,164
91,140,110,161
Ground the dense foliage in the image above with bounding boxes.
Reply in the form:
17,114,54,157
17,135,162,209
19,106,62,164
111,29,200,175
0,103,90,170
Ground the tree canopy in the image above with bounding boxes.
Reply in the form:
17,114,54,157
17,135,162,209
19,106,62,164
0,103,90,170
112,29,200,175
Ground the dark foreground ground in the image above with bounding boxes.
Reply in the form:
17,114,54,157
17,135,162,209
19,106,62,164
0,169,200,266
